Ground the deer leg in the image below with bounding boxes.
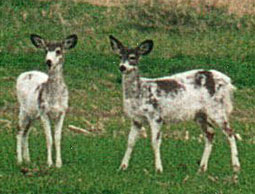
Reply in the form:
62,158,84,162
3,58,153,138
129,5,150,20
54,112,65,168
22,123,32,163
120,120,141,170
210,112,240,173
40,113,53,167
196,113,215,173
222,121,240,172
17,111,31,164
148,117,163,173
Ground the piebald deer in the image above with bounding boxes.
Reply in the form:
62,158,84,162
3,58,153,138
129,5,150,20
109,35,240,173
16,34,78,168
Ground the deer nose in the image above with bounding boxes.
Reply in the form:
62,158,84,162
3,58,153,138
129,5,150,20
46,60,52,67
119,65,126,72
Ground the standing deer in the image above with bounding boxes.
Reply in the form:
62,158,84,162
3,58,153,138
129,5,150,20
109,35,240,173
16,34,78,168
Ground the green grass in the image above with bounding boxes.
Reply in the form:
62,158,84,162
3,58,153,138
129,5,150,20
1,0,255,193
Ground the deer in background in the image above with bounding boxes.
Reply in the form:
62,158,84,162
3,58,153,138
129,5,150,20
16,34,78,168
109,35,240,173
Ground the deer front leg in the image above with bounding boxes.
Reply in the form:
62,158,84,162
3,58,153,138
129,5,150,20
195,114,215,173
120,120,141,170
54,112,65,168
40,113,53,167
148,117,163,173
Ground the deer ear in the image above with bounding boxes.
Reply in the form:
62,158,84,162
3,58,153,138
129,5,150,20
137,40,153,56
30,34,46,48
109,35,124,55
63,34,78,49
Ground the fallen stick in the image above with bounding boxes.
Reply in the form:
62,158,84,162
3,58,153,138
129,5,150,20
68,125,94,136
0,119,11,124
0,118,12,129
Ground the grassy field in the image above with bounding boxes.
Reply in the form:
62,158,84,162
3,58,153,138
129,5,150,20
1,0,255,193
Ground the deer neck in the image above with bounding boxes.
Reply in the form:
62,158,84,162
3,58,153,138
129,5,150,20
44,63,67,99
47,63,65,86
122,69,141,99
38,62,68,113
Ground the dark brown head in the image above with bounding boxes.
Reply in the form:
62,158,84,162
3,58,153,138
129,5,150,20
109,35,153,74
30,34,78,69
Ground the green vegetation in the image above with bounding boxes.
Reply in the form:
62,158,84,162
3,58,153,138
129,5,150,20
0,0,255,193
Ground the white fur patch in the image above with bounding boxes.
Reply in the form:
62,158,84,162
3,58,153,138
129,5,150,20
17,71,48,118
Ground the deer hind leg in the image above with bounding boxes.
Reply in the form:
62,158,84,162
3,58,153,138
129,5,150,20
22,122,32,163
40,113,53,167
120,120,141,171
17,110,31,164
195,112,215,173
54,112,65,168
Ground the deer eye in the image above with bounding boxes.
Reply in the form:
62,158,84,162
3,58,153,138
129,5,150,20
56,50,61,55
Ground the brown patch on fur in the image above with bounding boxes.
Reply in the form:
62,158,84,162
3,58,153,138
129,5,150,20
46,43,63,51
147,86,158,108
195,111,208,129
35,85,41,92
133,120,142,129
223,121,234,136
195,71,215,96
27,74,33,80
150,98,158,108
17,124,21,132
156,89,162,97
155,79,183,94
143,108,148,112
156,117,162,123
121,164,127,169
37,84,46,109
195,111,207,121
195,111,214,142
199,164,206,172
205,131,214,142
157,132,161,140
